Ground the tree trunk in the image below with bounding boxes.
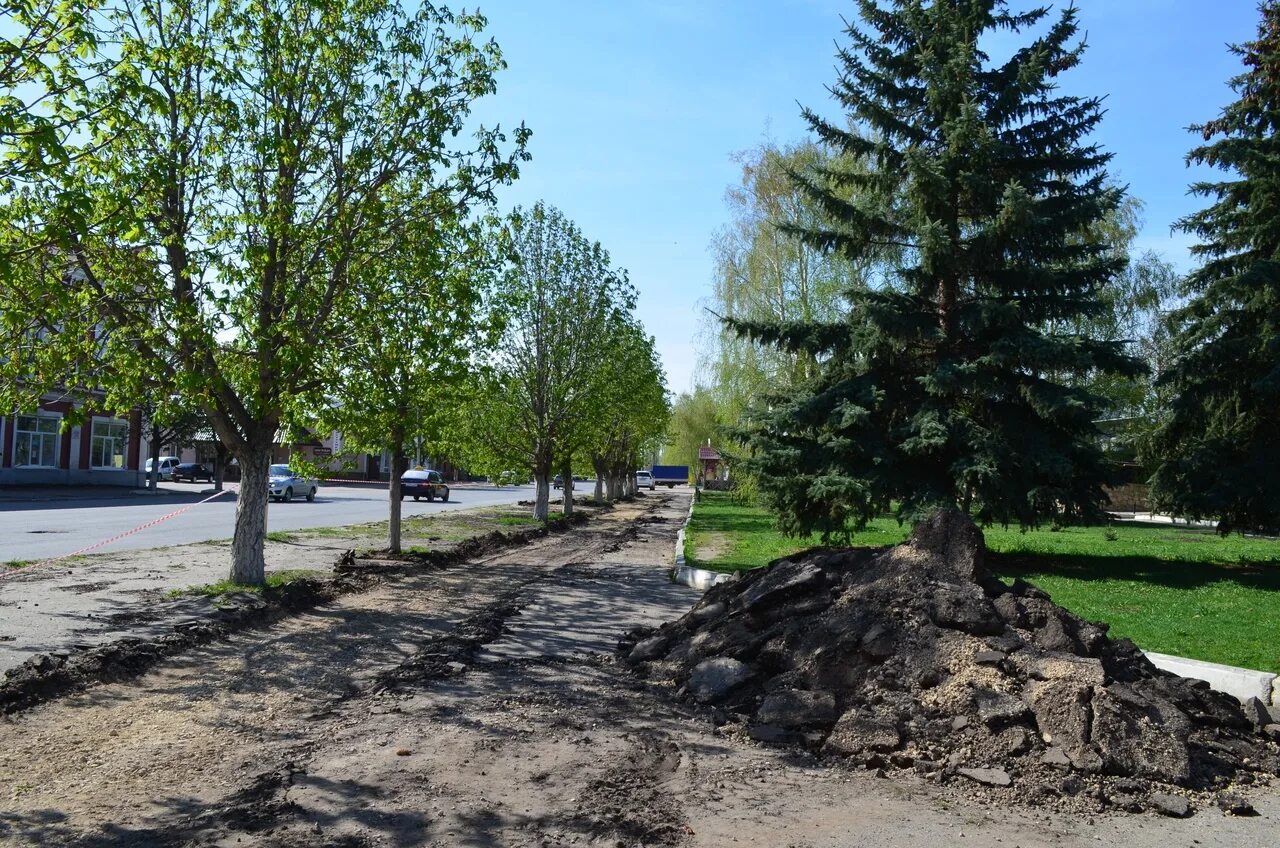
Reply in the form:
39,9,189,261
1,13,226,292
213,440,228,492
533,473,550,521
592,453,606,504
561,458,574,516
230,441,272,585
148,426,162,491
388,441,406,554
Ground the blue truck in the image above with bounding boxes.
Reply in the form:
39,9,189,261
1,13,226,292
650,465,689,488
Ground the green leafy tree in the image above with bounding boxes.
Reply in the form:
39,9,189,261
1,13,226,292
141,399,205,489
1147,2,1280,533
318,208,499,553
549,269,637,515
732,0,1142,538
0,0,96,192
0,0,528,583
461,203,622,521
661,387,721,474
586,318,669,502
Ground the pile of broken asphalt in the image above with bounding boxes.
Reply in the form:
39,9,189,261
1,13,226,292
622,510,1280,817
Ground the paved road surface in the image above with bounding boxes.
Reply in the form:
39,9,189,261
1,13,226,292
0,481,537,562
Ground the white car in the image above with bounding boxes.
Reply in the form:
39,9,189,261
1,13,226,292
268,464,317,502
144,456,181,481
636,470,655,490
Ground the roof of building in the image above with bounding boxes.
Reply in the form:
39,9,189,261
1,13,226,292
698,446,721,461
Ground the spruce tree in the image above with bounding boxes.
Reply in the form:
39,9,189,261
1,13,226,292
1147,2,1280,534
732,0,1142,538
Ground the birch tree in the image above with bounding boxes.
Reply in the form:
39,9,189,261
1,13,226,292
700,141,875,422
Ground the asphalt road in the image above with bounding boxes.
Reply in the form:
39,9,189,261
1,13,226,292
0,481,538,562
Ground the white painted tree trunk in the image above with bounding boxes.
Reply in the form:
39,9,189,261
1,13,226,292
592,454,607,504
230,444,272,585
533,473,551,521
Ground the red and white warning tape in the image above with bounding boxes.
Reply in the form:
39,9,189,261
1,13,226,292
0,487,235,582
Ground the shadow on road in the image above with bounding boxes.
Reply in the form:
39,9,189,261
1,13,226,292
0,489,235,513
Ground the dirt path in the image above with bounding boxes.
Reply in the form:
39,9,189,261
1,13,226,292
0,502,545,674
1,491,1276,847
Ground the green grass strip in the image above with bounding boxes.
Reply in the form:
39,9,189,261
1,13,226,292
684,490,1280,673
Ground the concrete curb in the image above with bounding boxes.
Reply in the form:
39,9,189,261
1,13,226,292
670,493,732,591
1143,651,1277,707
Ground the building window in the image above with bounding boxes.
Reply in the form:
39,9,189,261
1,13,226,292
14,414,61,468
90,418,129,469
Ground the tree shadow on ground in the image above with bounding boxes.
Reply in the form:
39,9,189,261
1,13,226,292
0,771,431,848
989,550,1280,593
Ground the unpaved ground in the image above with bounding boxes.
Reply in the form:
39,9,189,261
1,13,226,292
0,491,1277,847
0,503,555,673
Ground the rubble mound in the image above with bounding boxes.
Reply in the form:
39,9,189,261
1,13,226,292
625,510,1280,814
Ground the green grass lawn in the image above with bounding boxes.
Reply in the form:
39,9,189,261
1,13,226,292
684,490,1280,673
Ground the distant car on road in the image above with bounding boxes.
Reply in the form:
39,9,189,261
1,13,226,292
268,464,317,503
172,462,213,483
636,470,654,490
553,475,593,490
144,456,181,481
401,468,450,502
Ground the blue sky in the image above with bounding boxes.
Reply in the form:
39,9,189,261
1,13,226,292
469,1,1261,395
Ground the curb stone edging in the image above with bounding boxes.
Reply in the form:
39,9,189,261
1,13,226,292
1143,650,1277,708
671,491,733,591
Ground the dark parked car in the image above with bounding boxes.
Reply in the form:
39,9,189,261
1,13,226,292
401,468,450,502
172,462,214,483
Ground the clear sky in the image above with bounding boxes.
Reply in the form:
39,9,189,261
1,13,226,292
468,1,1262,396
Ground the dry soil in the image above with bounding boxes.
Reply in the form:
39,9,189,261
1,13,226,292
0,492,1276,847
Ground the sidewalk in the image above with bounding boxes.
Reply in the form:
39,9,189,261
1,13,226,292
0,483,220,504
1107,510,1218,529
